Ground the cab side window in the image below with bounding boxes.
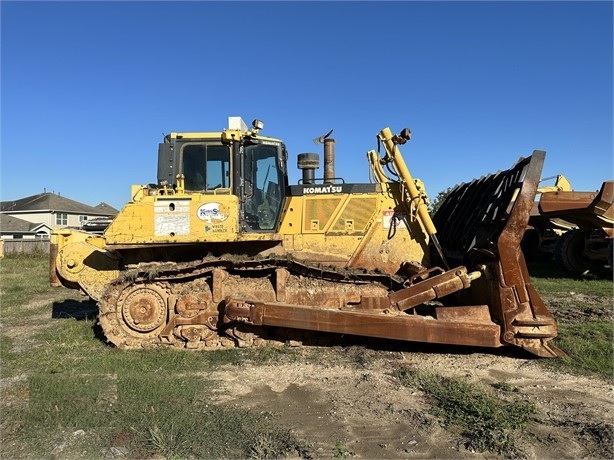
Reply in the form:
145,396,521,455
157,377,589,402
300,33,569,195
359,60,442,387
182,144,230,191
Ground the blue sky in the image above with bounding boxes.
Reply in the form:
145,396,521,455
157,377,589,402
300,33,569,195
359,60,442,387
2,0,612,211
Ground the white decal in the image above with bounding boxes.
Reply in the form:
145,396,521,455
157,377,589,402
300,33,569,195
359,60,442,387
154,201,190,236
303,185,342,194
383,210,407,229
197,202,228,223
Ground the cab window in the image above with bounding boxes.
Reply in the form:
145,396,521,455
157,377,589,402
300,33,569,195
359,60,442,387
182,144,230,191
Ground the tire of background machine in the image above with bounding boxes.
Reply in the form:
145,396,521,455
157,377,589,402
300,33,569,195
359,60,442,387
554,229,591,275
607,239,613,271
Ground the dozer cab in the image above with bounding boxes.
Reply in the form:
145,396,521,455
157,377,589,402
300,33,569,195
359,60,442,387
50,117,562,358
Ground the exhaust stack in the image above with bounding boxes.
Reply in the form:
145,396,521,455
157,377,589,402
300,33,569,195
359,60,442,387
324,138,335,184
312,129,335,185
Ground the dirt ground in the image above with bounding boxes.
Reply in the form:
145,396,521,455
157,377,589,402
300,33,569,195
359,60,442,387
207,344,613,460
3,294,613,460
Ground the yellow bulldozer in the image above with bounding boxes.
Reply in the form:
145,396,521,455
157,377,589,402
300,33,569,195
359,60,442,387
522,175,614,275
50,117,562,358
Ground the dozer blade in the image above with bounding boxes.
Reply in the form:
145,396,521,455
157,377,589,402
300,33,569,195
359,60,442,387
432,150,563,358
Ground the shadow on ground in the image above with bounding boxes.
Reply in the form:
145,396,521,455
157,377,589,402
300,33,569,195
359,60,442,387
52,299,98,321
527,259,613,280
51,299,111,345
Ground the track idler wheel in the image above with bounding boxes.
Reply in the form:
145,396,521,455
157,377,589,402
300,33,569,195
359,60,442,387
99,283,170,349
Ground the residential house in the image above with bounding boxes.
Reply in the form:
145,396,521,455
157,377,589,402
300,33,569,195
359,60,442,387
0,214,52,239
0,192,119,239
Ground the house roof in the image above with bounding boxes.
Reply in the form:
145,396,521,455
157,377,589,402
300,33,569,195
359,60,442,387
0,192,118,216
0,214,50,233
94,202,120,214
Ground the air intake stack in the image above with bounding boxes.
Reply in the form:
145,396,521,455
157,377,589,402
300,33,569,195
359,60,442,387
297,153,320,185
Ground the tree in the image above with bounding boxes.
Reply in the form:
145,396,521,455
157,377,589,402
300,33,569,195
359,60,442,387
429,187,453,215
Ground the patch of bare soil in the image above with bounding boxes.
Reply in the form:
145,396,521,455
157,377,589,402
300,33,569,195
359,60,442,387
208,347,613,459
546,294,614,322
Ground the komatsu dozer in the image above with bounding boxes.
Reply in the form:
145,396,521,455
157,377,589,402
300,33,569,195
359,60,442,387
50,117,562,358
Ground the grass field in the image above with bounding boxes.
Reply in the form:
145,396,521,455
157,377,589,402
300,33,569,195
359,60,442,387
0,254,612,459
527,260,613,379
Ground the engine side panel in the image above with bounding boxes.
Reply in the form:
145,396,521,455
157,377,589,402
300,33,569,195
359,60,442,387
278,183,430,273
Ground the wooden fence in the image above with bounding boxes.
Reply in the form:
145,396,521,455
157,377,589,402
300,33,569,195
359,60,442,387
0,239,51,257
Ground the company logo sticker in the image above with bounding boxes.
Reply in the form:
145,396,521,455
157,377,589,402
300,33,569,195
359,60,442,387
197,202,228,223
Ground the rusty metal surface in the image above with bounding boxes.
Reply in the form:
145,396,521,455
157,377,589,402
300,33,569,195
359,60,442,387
223,299,502,349
538,180,614,232
388,266,475,311
324,138,335,184
49,242,61,287
431,151,561,358
498,151,545,301
435,305,492,323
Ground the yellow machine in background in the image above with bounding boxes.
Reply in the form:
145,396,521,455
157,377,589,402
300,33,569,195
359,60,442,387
523,175,576,260
523,175,613,275
51,117,561,357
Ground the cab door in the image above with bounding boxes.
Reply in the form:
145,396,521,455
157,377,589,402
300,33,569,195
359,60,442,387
241,143,286,232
